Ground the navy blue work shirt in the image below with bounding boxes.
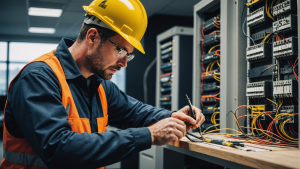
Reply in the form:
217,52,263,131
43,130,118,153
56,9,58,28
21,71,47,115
4,38,173,169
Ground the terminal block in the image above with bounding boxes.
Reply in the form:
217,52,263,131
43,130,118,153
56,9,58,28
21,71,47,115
160,73,172,88
202,52,220,64
273,79,298,98
273,0,297,17
161,47,172,55
202,82,219,92
251,27,272,41
161,62,172,73
249,105,273,120
161,53,172,62
273,36,298,59
161,87,171,94
246,43,272,61
160,95,171,106
278,106,298,123
160,41,172,50
203,16,220,33
202,106,219,115
201,71,215,81
201,95,218,104
203,32,220,47
247,6,271,28
246,81,272,98
273,14,297,32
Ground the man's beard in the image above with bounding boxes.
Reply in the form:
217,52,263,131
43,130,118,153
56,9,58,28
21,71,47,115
85,43,121,80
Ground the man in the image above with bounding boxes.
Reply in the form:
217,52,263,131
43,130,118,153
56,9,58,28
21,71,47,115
1,0,204,168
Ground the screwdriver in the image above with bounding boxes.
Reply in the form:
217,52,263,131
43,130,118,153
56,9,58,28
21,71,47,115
186,94,205,140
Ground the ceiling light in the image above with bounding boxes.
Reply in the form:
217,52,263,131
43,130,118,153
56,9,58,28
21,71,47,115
28,27,56,34
28,7,62,17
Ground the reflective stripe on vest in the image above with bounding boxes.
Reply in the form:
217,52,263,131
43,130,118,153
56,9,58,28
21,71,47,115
3,149,47,168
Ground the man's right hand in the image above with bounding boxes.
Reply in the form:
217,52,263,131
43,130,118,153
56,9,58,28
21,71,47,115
147,117,186,146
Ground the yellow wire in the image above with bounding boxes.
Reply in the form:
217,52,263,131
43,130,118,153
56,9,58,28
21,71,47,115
279,119,298,142
276,98,283,116
261,33,272,43
217,14,220,19
208,44,220,53
266,98,278,106
245,0,260,6
213,23,220,28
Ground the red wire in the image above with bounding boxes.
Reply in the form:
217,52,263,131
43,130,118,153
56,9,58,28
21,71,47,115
289,124,297,137
291,98,293,106
236,112,299,146
291,124,298,136
289,59,298,82
280,34,285,40
294,57,298,82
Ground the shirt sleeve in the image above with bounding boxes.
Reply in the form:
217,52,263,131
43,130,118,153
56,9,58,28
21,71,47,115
102,80,173,129
6,63,152,169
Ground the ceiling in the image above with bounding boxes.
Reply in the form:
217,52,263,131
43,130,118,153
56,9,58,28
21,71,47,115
0,0,201,40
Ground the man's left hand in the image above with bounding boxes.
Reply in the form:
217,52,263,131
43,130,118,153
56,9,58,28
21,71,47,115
171,106,205,131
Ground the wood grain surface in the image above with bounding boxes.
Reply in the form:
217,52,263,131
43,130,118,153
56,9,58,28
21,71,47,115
168,134,300,169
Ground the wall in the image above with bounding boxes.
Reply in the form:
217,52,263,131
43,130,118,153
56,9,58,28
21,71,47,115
125,14,193,106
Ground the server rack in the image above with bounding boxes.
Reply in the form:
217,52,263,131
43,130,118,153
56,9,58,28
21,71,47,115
155,26,194,110
193,0,247,131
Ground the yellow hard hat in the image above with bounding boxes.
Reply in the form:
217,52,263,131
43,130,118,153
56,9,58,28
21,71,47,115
83,0,147,54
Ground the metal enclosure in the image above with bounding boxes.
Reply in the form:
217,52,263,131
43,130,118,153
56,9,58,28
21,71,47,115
155,26,194,110
193,0,247,131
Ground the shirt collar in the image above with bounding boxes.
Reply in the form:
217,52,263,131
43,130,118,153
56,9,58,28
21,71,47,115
54,38,103,84
53,38,82,79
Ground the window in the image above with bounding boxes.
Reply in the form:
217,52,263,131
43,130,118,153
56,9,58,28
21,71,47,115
9,42,57,62
0,41,126,95
0,42,7,61
0,42,7,95
110,68,126,92
0,42,57,96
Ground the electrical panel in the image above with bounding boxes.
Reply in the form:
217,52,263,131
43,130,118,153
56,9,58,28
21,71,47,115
278,106,298,123
273,0,297,17
245,0,299,140
203,32,220,47
273,36,298,59
246,81,272,98
249,105,273,120
273,79,298,98
273,14,297,32
246,43,272,61
247,6,271,28
156,26,193,111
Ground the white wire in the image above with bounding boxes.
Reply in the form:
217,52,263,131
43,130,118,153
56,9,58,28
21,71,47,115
143,57,157,103
242,17,256,45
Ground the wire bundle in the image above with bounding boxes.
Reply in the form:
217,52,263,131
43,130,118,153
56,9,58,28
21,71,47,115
288,57,299,82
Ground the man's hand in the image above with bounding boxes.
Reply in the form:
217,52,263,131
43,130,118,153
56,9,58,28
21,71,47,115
147,117,187,145
171,105,205,131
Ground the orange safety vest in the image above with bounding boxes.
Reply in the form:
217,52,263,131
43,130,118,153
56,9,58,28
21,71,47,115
0,50,108,169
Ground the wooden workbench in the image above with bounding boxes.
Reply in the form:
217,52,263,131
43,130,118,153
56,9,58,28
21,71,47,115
165,134,300,169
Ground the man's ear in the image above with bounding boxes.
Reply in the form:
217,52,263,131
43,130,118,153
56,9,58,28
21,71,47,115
86,28,98,46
